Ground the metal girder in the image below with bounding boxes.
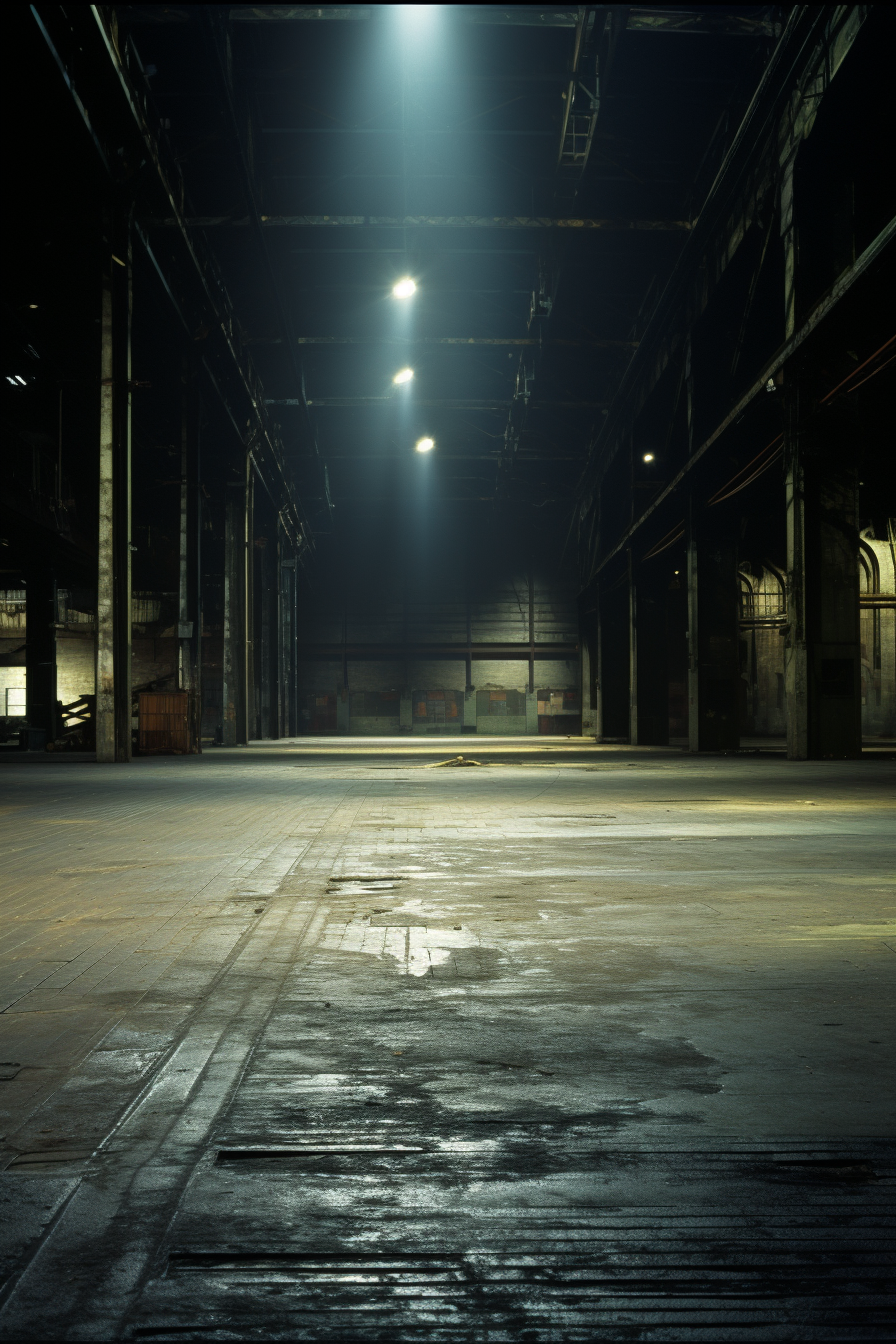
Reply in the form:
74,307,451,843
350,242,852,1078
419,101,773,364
262,126,558,137
148,215,692,231
318,453,584,461
268,398,609,411
200,8,331,517
31,4,312,554
589,211,896,579
578,6,835,512
247,336,638,349
124,5,777,35
296,641,578,660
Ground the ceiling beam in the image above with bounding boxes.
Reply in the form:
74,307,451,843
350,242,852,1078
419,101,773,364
125,6,777,36
268,398,609,410
247,336,638,349
149,214,691,232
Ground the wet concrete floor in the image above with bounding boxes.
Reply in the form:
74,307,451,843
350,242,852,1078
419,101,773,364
0,738,893,1339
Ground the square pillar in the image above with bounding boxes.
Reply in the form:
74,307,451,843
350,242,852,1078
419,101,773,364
785,393,861,759
25,572,57,745
597,567,630,740
525,689,538,735
96,214,132,763
223,472,250,746
687,500,739,753
177,360,201,751
630,557,669,746
462,689,476,732
580,623,597,738
337,689,350,733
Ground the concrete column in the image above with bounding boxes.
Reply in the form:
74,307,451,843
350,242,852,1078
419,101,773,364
687,498,739,753
526,690,538,735
528,568,536,700
96,220,132,763
784,391,861,759
580,624,596,737
630,557,669,746
337,604,349,734
594,592,604,741
400,691,413,732
222,493,242,746
281,551,297,737
597,568,630,740
258,536,272,739
462,689,476,732
178,363,201,750
781,156,797,341
245,459,256,741
25,572,57,745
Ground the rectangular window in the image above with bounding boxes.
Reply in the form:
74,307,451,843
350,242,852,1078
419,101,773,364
5,688,26,715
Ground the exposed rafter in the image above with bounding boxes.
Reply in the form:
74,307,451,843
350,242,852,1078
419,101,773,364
147,215,692,232
124,6,778,37
247,336,638,349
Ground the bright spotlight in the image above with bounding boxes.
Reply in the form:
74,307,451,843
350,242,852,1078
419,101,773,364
400,5,438,33
642,452,655,463
415,436,435,453
392,277,416,299
393,367,414,385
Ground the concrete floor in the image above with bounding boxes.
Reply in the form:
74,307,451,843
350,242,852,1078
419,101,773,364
0,738,893,1340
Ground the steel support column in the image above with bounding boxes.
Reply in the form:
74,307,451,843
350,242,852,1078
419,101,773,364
597,571,630,741
96,216,132,763
178,360,202,750
630,556,669,745
223,481,248,747
580,617,596,738
281,547,297,737
686,496,739,753
25,572,57,745
245,460,256,742
784,388,861,759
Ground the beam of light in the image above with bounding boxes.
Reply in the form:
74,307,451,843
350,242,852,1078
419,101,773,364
393,367,415,385
415,436,435,453
642,452,655,462
400,5,438,29
392,277,417,299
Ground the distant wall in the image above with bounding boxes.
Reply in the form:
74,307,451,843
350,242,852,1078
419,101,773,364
296,571,581,735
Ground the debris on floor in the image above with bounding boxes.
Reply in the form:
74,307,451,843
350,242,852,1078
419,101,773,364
430,755,485,768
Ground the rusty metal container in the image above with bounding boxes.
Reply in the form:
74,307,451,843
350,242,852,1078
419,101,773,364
138,691,191,754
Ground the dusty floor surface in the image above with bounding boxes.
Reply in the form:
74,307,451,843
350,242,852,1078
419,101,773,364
0,738,893,1340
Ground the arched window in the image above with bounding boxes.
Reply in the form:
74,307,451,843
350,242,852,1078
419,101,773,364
859,541,879,594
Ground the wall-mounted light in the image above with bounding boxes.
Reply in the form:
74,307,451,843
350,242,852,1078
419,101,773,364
415,436,435,453
392,278,416,299
642,452,655,463
393,367,414,385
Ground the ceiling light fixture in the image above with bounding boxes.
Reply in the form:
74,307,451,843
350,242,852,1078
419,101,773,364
415,436,435,453
642,452,655,463
393,367,414,385
392,277,416,299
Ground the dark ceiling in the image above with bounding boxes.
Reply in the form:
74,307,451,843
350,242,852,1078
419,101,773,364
119,6,777,529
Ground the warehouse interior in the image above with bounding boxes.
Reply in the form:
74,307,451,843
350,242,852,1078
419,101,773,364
1,5,894,1340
